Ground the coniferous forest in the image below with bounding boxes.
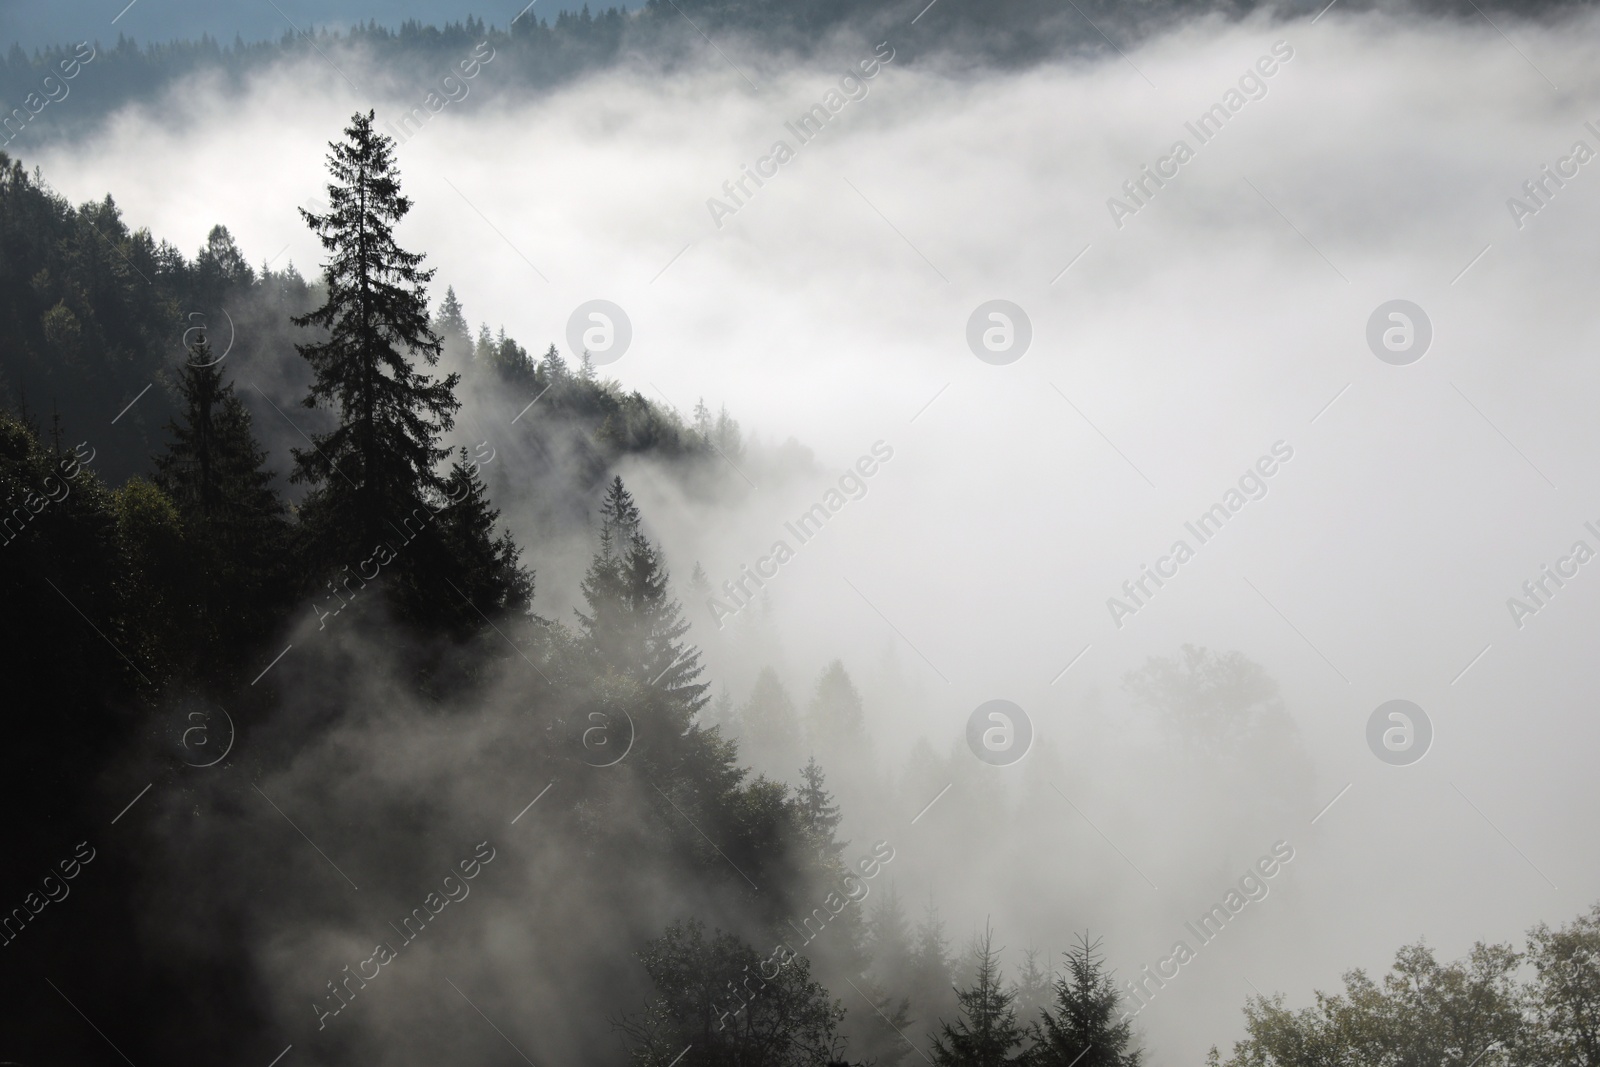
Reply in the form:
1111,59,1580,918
5,2,1600,1066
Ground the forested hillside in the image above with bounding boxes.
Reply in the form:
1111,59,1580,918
5,55,1600,1067
3,0,1587,146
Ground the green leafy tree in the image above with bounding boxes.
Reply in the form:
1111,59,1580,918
1211,939,1521,1067
1030,934,1141,1067
933,925,1027,1067
1526,903,1600,1067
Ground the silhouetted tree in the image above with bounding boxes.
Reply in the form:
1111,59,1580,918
807,660,866,755
910,896,958,1036
796,756,845,862
1031,935,1141,1067
430,446,533,632
1012,948,1052,1032
291,110,459,578
432,285,472,362
153,336,290,660
618,920,847,1067
741,667,800,768
933,925,1026,1067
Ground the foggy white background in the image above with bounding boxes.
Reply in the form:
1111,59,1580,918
26,9,1600,1061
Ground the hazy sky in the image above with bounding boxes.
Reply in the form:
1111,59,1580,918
22,7,1600,1061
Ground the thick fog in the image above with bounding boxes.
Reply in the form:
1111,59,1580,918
23,7,1600,1063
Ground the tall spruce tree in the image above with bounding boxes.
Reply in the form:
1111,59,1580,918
910,896,957,1030
933,925,1027,1067
869,885,917,994
430,447,533,633
792,758,870,977
432,286,472,363
154,335,289,659
1012,948,1053,1031
291,110,459,570
807,660,867,756
1030,935,1142,1067
740,667,802,771
575,476,706,715
796,757,845,862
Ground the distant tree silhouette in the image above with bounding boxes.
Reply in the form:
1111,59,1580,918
933,924,1027,1067
1030,934,1141,1067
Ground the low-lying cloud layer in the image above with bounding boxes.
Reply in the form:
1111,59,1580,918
24,7,1600,1061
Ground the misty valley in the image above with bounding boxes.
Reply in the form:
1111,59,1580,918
2,1,1599,1066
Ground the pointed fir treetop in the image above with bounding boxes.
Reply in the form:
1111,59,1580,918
796,756,846,860
932,924,1027,1067
290,109,460,558
914,895,952,973
741,666,800,755
575,476,707,715
1033,933,1142,1067
808,659,866,748
598,474,641,547
869,882,915,965
432,446,534,624
541,343,568,382
1013,946,1053,1026
688,561,710,598
434,285,472,356
155,335,283,530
